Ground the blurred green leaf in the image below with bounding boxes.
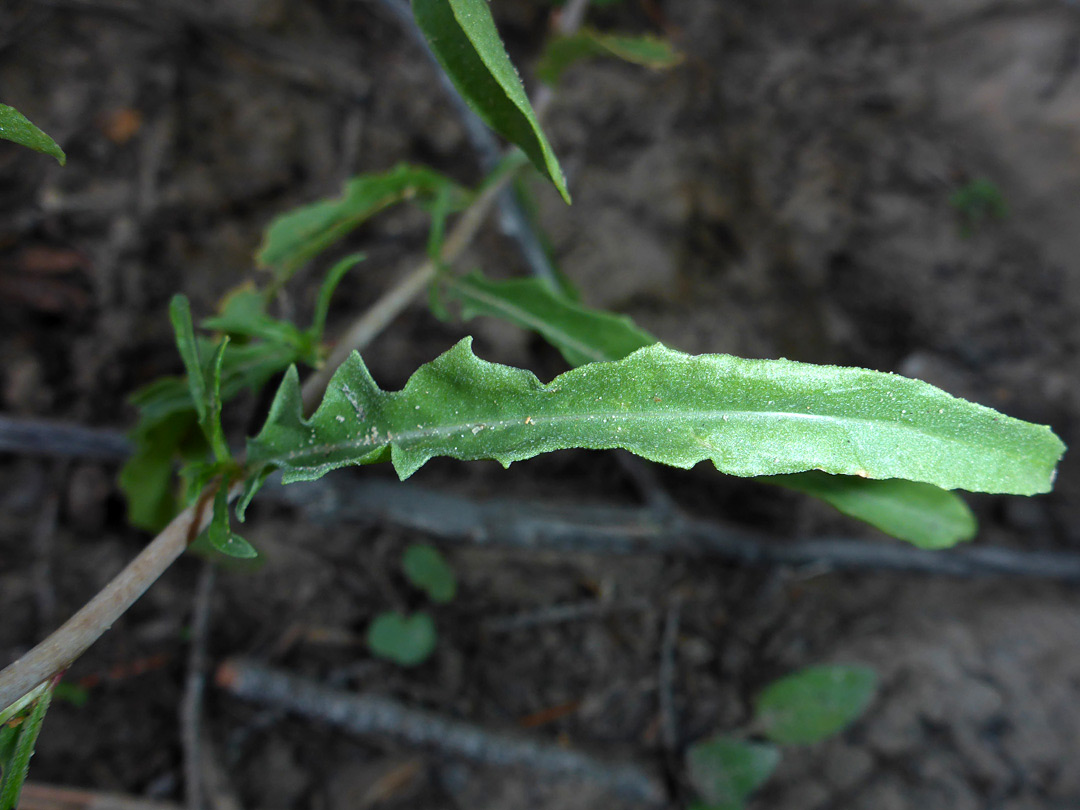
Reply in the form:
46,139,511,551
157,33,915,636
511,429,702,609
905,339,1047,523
686,736,781,810
447,271,654,367
0,104,65,165
537,28,682,85
367,611,437,667
203,486,258,559
760,472,977,549
410,0,570,202
257,164,469,278
402,544,457,603
754,665,878,745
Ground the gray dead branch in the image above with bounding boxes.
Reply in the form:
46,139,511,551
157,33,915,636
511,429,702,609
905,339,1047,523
216,658,667,806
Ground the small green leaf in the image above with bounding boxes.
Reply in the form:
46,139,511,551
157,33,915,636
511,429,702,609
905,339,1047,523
402,544,457,603
205,336,231,462
0,104,65,165
250,338,1065,495
257,164,469,278
0,678,55,810
205,487,258,559
310,253,366,347
367,611,437,667
120,411,198,531
410,0,570,203
446,271,655,367
203,288,309,355
685,736,781,810
761,472,977,550
537,29,683,85
754,665,878,745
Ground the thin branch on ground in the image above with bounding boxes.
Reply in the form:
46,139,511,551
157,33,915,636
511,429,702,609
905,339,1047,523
0,415,130,461
658,596,681,754
215,658,667,806
277,476,1080,581
18,783,182,810
481,598,651,635
180,564,216,810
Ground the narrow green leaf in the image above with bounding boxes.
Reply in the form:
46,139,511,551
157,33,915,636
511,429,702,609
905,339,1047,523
249,337,1065,494
203,288,309,354
205,487,258,559
367,611,437,667
754,665,878,745
257,164,469,277
685,736,781,810
0,104,65,165
402,544,457,603
310,254,366,347
205,336,231,462
0,678,54,810
410,0,570,203
169,295,207,423
761,472,977,549
443,271,987,548
537,28,683,85
447,272,655,367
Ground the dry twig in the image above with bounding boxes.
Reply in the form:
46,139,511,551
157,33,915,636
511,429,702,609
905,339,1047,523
216,658,666,806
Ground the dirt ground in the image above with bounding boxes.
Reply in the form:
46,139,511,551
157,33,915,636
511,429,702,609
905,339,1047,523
1,0,1079,808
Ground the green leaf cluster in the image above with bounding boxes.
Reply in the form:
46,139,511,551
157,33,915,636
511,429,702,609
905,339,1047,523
367,544,457,667
686,664,878,809
0,104,65,165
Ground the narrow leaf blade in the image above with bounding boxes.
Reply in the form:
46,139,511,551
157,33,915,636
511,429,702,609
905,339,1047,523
168,295,207,423
410,0,570,202
249,338,1065,495
761,472,977,549
0,679,55,810
537,29,683,85
0,104,65,165
257,164,468,277
447,272,654,366
754,665,878,745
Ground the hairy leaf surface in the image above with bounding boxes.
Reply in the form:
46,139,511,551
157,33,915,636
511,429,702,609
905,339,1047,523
443,272,987,546
410,0,570,202
249,338,1064,494
537,29,683,85
257,164,469,276
0,104,65,165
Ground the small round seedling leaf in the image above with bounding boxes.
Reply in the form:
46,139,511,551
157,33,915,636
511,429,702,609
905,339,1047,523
402,544,457,603
686,736,781,809
367,611,437,667
754,664,878,745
